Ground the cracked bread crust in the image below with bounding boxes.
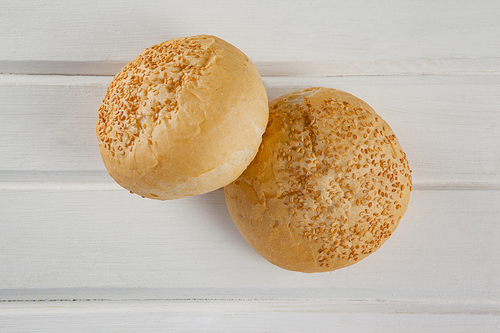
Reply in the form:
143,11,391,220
97,35,268,200
224,87,412,272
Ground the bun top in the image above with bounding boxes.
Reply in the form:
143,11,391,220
224,87,412,272
97,35,268,200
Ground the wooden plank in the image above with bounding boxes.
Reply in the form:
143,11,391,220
0,301,499,332
0,189,499,304
0,74,499,185
1,1,498,329
2,57,499,77
0,0,499,75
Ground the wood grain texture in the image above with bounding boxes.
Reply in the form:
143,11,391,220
0,74,498,186
0,0,499,75
1,301,499,333
1,1,499,329
0,189,499,305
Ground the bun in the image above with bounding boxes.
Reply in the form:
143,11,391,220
224,87,412,272
97,35,268,200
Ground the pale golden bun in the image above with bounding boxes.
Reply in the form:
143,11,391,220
97,35,268,200
224,87,412,273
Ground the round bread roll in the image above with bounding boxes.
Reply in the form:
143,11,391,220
97,35,268,200
224,87,412,273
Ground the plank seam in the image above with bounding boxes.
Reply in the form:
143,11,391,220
2,182,499,191
1,298,499,315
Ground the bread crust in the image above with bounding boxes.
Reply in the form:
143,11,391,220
224,87,412,272
96,35,268,199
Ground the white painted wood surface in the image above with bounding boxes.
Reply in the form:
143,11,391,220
1,301,499,333
1,0,499,76
1,0,499,331
1,74,499,185
1,189,500,302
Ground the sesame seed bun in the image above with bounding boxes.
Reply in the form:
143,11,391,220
97,35,268,200
224,87,412,273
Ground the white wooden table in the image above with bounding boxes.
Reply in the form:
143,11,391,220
1,1,499,331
